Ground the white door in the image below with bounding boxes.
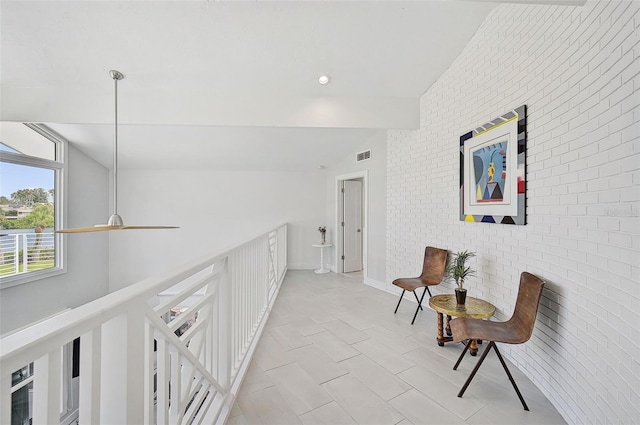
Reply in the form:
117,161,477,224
343,180,363,273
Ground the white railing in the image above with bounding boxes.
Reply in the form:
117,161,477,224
0,224,288,425
0,232,56,277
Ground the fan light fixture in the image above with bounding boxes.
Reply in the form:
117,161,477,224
56,70,178,233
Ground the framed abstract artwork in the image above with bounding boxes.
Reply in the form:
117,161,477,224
459,105,526,225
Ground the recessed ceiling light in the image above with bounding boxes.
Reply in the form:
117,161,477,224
318,75,330,85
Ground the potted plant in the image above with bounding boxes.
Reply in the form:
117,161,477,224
447,250,476,305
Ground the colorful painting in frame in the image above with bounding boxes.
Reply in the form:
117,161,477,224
459,105,526,225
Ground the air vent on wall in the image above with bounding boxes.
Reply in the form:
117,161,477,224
356,149,371,162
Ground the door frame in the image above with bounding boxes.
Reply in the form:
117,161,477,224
334,170,368,276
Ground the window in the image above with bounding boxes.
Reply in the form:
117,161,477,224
0,122,66,288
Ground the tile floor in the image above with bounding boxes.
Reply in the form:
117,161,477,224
228,270,566,425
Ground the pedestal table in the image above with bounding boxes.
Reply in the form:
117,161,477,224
312,243,332,274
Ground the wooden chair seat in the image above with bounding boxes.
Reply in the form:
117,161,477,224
392,277,435,292
451,318,527,345
392,246,447,324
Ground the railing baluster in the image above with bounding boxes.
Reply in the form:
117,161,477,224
156,336,170,425
209,281,215,378
255,242,258,320
220,257,231,390
79,328,102,425
251,244,255,330
143,320,155,425
1,373,12,425
240,249,247,360
169,350,181,424
247,246,251,343
100,311,145,424
230,254,236,376
13,234,19,274
21,234,28,272
259,238,264,318
241,248,246,358
32,348,62,425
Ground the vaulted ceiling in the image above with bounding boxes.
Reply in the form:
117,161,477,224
1,1,538,170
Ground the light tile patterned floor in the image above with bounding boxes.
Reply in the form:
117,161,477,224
228,271,567,425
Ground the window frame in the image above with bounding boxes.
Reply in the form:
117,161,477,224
1,123,67,288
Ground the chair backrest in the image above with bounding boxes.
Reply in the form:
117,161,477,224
420,246,448,285
505,272,545,344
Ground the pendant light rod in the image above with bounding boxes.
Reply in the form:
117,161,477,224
108,70,124,227
55,69,179,233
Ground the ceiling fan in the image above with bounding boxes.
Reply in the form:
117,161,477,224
56,70,178,233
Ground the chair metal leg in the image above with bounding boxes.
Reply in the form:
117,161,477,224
457,341,530,411
394,290,405,314
457,340,494,398
492,343,529,411
412,291,423,310
410,287,430,325
412,288,429,311
453,339,472,370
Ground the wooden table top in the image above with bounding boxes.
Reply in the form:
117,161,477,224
428,294,496,319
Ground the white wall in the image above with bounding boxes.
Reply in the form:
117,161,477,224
1,145,110,334
108,169,326,291
387,2,639,424
325,132,387,285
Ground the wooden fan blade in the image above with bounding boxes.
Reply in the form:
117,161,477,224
121,226,180,230
56,226,123,233
56,225,179,233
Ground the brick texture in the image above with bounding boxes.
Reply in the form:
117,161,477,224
386,2,640,424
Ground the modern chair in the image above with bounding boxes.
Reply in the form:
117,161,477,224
449,272,545,411
392,246,448,325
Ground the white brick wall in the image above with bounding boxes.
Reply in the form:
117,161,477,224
386,2,639,424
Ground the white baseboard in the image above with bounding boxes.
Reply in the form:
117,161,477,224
363,277,394,293
287,263,316,270
289,264,338,272
364,277,428,305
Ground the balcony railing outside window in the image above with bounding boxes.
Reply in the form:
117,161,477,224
0,233,55,277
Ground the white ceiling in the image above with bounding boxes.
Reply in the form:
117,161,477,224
1,1,503,170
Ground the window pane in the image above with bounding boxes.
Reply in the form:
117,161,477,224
11,364,33,387
11,381,32,425
1,163,55,277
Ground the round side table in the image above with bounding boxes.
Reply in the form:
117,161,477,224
312,243,332,274
428,294,495,355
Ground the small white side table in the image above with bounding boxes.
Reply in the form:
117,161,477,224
312,243,333,274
